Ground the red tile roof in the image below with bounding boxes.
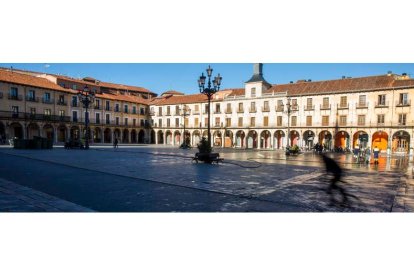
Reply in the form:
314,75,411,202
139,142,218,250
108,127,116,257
150,94,208,106
0,69,70,92
267,75,413,96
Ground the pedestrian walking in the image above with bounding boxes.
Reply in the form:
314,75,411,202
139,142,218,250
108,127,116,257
321,153,349,207
373,146,380,164
114,137,119,148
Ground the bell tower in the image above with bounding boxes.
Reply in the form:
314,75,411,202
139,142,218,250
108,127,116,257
245,63,271,98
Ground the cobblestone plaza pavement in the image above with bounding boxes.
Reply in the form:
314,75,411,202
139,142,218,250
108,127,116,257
0,145,413,212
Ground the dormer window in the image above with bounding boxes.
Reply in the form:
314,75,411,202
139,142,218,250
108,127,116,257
251,87,256,97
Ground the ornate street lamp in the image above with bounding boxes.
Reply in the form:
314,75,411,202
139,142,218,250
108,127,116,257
78,85,95,149
180,104,191,148
285,98,292,148
198,65,222,148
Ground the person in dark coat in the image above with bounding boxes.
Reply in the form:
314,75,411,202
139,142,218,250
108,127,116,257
114,137,119,148
321,153,349,206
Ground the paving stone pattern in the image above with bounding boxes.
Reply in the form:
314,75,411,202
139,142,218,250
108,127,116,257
0,146,413,212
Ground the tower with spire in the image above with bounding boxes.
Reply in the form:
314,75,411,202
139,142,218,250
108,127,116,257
245,63,272,98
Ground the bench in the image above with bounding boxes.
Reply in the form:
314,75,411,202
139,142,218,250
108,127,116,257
193,153,223,164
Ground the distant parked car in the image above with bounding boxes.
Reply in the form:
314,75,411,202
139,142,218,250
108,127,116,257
64,139,85,149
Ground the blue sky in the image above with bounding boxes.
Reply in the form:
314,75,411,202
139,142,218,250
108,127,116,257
1,63,413,95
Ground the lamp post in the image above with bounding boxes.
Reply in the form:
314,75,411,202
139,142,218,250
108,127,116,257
180,104,191,147
78,85,95,149
198,65,222,148
285,98,292,148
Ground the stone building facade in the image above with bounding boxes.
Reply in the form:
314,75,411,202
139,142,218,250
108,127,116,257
149,64,414,154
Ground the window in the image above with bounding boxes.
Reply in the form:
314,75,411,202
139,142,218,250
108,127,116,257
175,106,180,115
167,118,170,127
340,96,347,107
357,115,365,126
291,116,297,126
59,110,65,117
105,101,110,111
399,93,408,105
195,105,199,112
115,104,120,112
124,105,128,113
277,100,283,107
44,110,51,117
306,98,313,109
28,90,35,100
158,119,162,127
133,106,137,114
204,104,209,114
377,114,385,124
399,114,407,125
277,116,282,126
339,115,347,126
175,118,179,127
96,113,100,124
59,95,65,104
250,117,255,127
124,118,128,126
30,108,36,115
226,118,231,127
306,116,312,126
158,107,162,116
116,117,120,125
263,116,269,127
238,117,243,127
133,119,137,126
251,87,256,97
378,95,386,106
263,101,269,111
322,116,329,126
226,103,231,113
194,118,199,127
72,84,77,90
12,106,19,114
106,114,110,124
184,118,189,126
72,96,78,106
322,97,329,108
167,106,171,115
215,104,221,113
359,95,366,107
215,117,220,127
44,92,51,102
204,118,208,127
10,87,18,97
250,102,256,112
140,108,145,115
238,103,243,112
72,111,78,122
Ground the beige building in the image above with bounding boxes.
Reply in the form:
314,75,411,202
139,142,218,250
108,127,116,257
149,64,414,154
0,68,155,145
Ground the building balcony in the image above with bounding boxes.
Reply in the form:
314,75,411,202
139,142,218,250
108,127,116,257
304,105,315,111
124,110,129,114
356,102,368,109
149,111,155,116
175,112,180,116
249,107,257,113
262,107,270,112
224,109,232,114
57,100,67,106
291,105,299,111
275,105,284,112
396,100,410,107
192,110,200,115
214,110,222,114
42,98,54,104
166,112,172,116
337,103,349,110
320,104,331,110
237,109,244,113
26,96,39,102
114,109,121,113
94,105,101,110
8,94,23,101
375,101,389,108
71,102,78,107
